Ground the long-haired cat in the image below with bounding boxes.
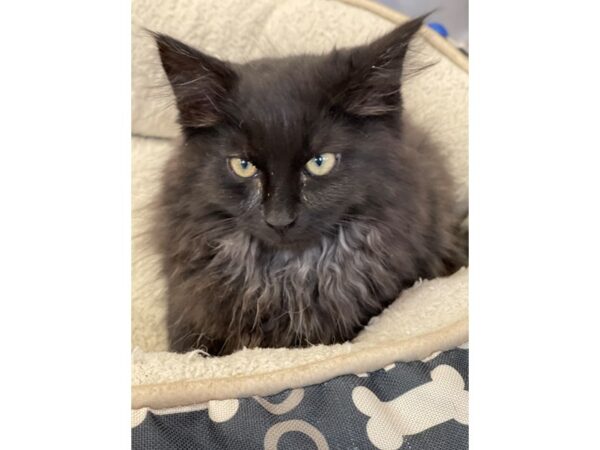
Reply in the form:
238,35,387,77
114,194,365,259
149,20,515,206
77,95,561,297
152,17,467,356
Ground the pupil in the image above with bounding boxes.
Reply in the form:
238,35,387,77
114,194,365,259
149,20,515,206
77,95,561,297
315,155,323,166
240,160,248,169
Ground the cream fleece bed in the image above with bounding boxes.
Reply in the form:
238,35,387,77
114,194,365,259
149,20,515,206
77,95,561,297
132,0,468,422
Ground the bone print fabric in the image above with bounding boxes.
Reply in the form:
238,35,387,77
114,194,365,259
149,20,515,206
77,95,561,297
132,347,468,449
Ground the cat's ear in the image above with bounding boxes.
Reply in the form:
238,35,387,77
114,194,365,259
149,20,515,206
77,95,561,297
335,16,425,117
152,32,237,128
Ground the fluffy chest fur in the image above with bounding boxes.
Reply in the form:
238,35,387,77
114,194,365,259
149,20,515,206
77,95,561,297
166,222,405,355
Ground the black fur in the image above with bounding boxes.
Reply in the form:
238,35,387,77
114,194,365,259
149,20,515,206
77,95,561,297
152,17,467,356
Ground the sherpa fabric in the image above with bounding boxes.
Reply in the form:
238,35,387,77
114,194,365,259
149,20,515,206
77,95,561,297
132,0,468,413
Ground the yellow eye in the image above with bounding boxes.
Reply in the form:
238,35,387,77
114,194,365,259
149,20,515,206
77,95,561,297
305,153,337,176
229,157,257,178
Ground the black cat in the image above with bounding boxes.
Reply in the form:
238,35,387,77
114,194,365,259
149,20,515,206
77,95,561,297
152,16,467,356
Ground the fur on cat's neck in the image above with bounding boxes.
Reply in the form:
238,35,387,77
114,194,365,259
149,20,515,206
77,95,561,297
195,220,400,351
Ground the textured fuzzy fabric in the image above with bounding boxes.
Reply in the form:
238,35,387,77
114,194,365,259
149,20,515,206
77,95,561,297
132,136,170,352
132,0,468,408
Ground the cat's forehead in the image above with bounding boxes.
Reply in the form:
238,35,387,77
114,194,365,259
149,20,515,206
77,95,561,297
233,56,331,157
236,56,327,117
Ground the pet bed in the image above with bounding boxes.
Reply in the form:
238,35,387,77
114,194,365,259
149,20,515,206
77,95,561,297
132,0,469,448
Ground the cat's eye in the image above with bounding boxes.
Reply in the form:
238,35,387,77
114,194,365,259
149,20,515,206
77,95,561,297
305,153,337,176
229,157,258,178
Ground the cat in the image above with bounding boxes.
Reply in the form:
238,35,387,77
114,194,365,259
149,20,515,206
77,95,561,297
151,16,468,356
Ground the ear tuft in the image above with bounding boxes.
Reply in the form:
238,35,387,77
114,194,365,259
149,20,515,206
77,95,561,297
335,15,426,117
151,32,237,128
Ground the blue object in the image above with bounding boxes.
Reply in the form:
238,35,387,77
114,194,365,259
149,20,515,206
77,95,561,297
428,22,449,39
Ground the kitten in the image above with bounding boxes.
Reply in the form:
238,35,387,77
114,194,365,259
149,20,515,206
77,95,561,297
152,17,467,356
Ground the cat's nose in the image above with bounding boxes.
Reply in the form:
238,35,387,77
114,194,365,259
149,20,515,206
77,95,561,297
264,213,297,234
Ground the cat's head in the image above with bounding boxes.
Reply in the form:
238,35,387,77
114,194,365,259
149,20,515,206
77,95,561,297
154,18,424,249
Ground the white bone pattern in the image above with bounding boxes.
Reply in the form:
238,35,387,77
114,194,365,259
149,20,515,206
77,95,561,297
352,364,468,450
